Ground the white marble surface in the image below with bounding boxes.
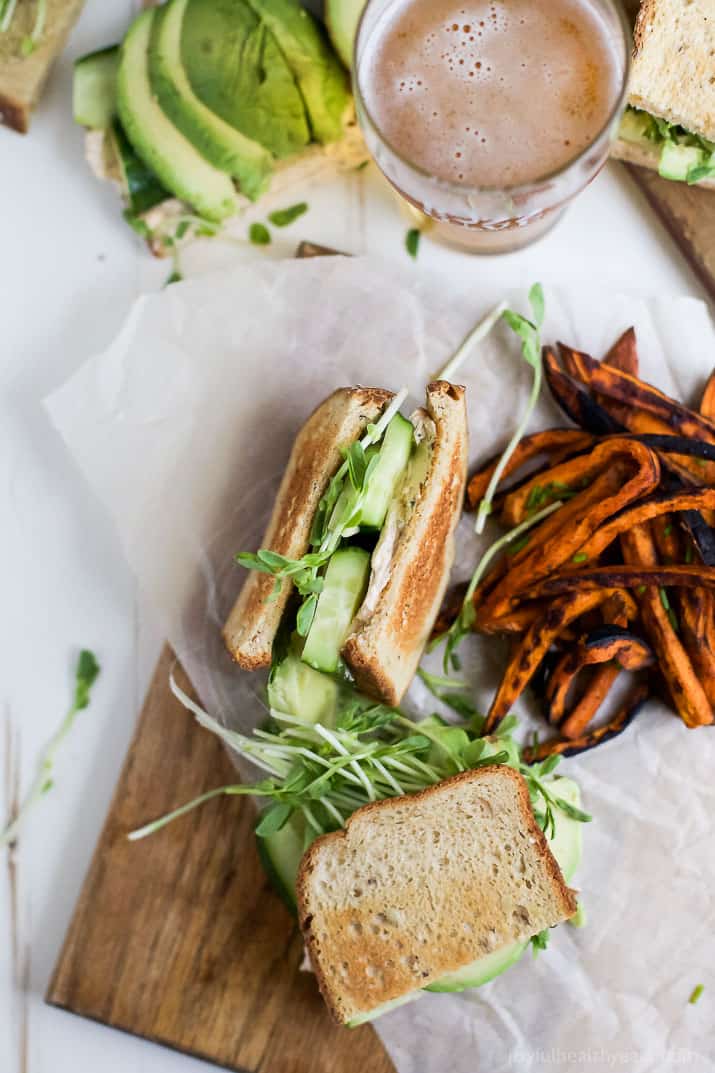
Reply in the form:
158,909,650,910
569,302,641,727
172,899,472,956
0,1,710,1071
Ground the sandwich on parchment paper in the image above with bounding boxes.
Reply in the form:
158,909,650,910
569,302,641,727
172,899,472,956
297,766,578,1025
0,0,86,133
224,381,468,707
612,0,715,187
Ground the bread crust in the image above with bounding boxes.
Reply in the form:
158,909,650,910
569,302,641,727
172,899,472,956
627,0,715,143
341,381,468,705
297,766,577,1024
223,387,393,669
611,135,715,190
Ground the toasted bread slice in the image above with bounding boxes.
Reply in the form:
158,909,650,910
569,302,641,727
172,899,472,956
628,0,715,144
342,381,468,706
0,0,86,134
223,387,393,670
297,766,577,1025
611,135,715,190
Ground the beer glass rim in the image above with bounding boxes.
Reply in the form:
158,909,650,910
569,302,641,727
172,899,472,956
353,0,633,198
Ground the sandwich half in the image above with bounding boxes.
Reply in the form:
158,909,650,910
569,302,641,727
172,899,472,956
297,765,577,1025
611,0,715,187
224,381,468,707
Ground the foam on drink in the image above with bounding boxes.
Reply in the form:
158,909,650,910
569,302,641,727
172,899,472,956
361,0,623,189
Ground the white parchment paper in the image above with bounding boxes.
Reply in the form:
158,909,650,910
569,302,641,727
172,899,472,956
45,257,715,1073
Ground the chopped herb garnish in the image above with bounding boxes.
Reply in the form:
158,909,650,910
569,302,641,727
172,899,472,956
506,534,531,556
1,651,100,848
636,585,646,596
165,267,183,287
685,544,694,564
268,202,309,227
572,552,588,564
689,984,705,1005
175,220,190,241
405,228,421,259
663,523,673,537
249,222,271,246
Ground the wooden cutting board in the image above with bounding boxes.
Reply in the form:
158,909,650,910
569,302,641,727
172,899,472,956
625,165,715,305
46,646,394,1073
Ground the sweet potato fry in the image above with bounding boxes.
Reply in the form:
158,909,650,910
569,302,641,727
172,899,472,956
479,441,660,621
679,589,715,709
465,429,595,511
559,664,621,739
575,488,715,563
621,526,713,728
543,348,623,434
603,327,639,376
521,564,715,599
574,353,715,444
522,680,650,762
476,605,545,635
652,513,681,564
484,589,621,731
500,437,643,527
557,342,593,382
701,370,715,421
544,624,652,731
431,582,467,639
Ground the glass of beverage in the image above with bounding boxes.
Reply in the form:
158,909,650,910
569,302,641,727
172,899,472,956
354,0,631,253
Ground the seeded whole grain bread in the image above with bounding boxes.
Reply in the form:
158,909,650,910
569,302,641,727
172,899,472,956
297,765,577,1025
0,0,86,133
342,381,468,706
223,387,393,670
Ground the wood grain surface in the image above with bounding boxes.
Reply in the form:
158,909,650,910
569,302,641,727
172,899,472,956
46,646,394,1073
624,165,715,305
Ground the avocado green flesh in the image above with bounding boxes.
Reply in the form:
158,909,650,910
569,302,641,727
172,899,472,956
424,940,527,992
346,991,422,1027
242,0,349,144
74,45,120,128
149,0,273,201
256,812,307,912
325,0,366,70
659,142,705,181
117,9,237,222
181,0,311,159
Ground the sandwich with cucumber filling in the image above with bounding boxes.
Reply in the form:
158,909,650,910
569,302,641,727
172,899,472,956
224,381,468,707
612,0,715,187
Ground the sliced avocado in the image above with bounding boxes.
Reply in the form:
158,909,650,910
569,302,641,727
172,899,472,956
618,106,655,147
267,651,339,725
110,119,170,215
74,45,120,128
325,0,366,70
659,141,705,182
543,775,583,884
149,0,273,201
242,0,349,143
425,940,527,993
346,991,422,1027
117,9,238,222
181,0,311,159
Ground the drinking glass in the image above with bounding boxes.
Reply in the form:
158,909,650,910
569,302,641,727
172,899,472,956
353,0,632,254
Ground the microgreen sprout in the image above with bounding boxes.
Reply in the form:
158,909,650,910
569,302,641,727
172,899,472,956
1,650,100,848
435,299,508,382
475,284,545,535
433,500,563,674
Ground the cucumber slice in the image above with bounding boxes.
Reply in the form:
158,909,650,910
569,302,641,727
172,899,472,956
110,119,170,215
302,547,371,673
659,142,704,182
267,652,339,725
325,0,366,70
74,45,120,128
117,9,237,223
360,413,414,530
256,811,306,911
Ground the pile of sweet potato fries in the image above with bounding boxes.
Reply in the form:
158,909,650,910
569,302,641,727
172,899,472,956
441,328,715,760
